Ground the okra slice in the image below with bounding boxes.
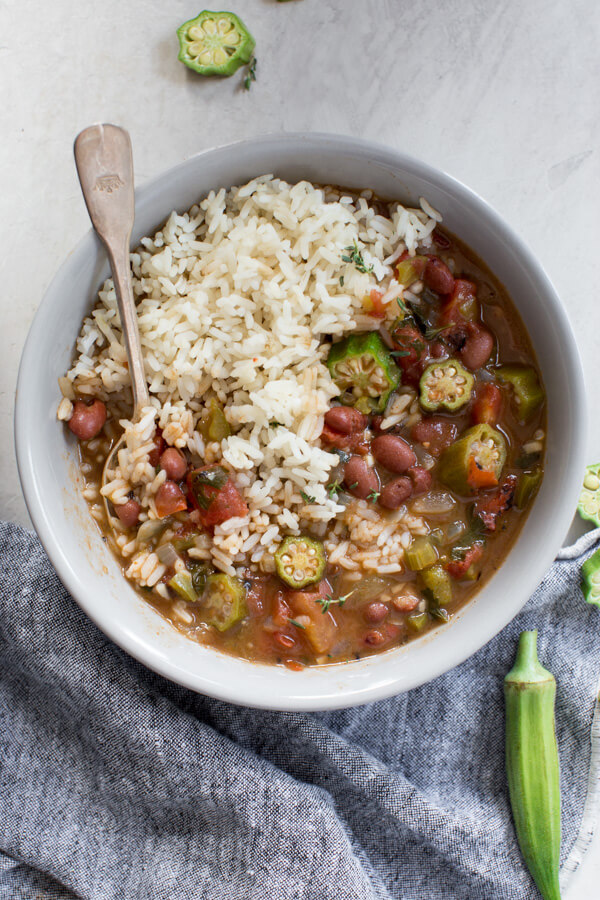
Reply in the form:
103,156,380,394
582,547,600,607
177,11,255,76
438,424,507,495
327,332,401,413
495,365,545,423
419,359,474,412
203,573,247,630
274,535,326,589
578,464,600,527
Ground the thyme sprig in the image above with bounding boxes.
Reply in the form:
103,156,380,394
341,241,374,274
317,589,355,614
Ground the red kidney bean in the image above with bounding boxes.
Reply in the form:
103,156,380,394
344,456,379,499
424,257,455,294
148,430,166,467
324,406,366,435
411,416,458,457
67,400,106,441
430,341,449,359
459,326,494,370
159,448,188,481
114,498,141,528
364,602,389,624
379,476,413,509
392,588,421,613
155,481,187,518
364,629,386,646
408,465,433,494
371,435,417,473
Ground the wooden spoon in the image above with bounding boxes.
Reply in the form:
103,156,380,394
74,124,149,525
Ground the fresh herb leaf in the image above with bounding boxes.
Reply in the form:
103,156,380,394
411,339,425,355
269,421,284,428
366,489,380,503
339,275,344,287
397,297,409,315
317,590,354,614
289,619,306,630
243,56,257,90
349,481,358,490
300,490,316,504
327,480,343,498
391,349,410,358
341,241,374,274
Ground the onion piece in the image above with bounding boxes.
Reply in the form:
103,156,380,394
156,541,180,567
410,491,457,516
136,519,167,545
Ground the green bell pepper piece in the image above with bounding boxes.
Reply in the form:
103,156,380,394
419,358,474,412
420,564,453,607
177,11,255,76
438,424,507,496
327,332,401,413
407,612,429,632
515,469,543,509
495,365,545,423
169,572,198,604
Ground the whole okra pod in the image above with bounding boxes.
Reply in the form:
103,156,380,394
504,631,561,900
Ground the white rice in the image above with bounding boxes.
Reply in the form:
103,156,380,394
64,176,438,582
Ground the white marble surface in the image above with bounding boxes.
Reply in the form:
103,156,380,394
1,0,598,891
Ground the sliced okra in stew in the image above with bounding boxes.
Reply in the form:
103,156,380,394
578,464,600,527
495,365,545,423
419,359,474,413
203,573,247,630
274,535,327,589
438,424,507,495
176,11,255,76
582,547,600,607
327,332,401,414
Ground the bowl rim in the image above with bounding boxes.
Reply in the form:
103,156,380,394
14,131,588,710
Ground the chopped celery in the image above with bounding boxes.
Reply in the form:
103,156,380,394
420,564,453,607
405,536,438,571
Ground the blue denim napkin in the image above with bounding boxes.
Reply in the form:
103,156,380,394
1,520,599,900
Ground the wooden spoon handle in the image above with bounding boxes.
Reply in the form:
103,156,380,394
74,124,149,416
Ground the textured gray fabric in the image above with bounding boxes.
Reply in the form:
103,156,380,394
1,520,599,900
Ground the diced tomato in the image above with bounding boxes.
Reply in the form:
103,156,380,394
472,383,503,425
365,288,386,319
148,428,166,467
320,423,369,454
272,592,291,627
440,279,479,326
467,456,499,490
285,580,337,654
187,466,248,527
445,544,484,579
474,475,518,531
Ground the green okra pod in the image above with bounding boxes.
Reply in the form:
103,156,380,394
504,631,562,900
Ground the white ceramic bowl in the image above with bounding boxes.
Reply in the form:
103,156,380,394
15,133,586,710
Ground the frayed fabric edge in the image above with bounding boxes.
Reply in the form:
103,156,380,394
560,680,600,891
